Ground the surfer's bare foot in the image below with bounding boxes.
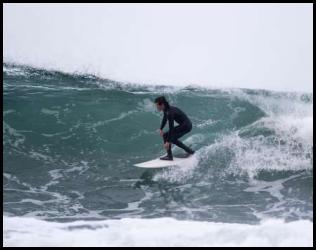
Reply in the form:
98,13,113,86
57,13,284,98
160,155,173,161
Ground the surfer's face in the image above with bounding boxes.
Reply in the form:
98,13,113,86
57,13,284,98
156,102,164,112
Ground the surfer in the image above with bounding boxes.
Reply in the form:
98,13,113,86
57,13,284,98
155,96,195,161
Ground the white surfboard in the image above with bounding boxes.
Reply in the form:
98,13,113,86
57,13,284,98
134,154,194,168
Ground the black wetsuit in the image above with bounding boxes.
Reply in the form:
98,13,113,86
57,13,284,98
160,105,194,156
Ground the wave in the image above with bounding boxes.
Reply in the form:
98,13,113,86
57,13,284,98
3,63,313,223
3,216,313,247
3,62,183,94
4,63,313,95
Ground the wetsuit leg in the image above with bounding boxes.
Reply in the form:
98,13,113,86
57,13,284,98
162,131,173,159
173,140,195,154
169,125,195,154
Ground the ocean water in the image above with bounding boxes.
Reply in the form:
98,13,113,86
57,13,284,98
3,63,313,246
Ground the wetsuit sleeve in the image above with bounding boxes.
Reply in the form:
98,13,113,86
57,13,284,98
160,112,167,130
167,112,175,142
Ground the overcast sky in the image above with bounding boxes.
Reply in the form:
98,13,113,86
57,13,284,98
3,3,313,92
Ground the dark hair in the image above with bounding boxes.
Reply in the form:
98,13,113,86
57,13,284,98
154,96,169,108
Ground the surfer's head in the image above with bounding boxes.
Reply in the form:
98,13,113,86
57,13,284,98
155,96,169,111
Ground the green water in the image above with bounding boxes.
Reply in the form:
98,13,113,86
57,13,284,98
3,63,313,223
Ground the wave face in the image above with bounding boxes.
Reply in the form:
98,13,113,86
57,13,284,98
3,63,313,245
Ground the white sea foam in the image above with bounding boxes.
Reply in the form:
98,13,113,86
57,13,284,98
201,130,312,178
206,90,314,176
3,122,26,148
137,98,157,113
196,118,217,128
90,110,138,130
153,154,199,183
41,108,65,124
3,216,313,247
3,109,15,116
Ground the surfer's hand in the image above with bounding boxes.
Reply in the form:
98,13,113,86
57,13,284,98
164,142,170,149
158,129,164,137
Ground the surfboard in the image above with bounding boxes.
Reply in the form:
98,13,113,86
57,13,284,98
134,154,194,168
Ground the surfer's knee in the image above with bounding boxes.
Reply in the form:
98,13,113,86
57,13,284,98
169,137,177,143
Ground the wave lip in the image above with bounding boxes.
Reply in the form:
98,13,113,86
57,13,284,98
3,216,313,247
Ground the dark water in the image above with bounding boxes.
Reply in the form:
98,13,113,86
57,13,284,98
3,63,313,224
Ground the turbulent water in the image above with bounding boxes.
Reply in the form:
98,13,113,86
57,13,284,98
3,63,313,246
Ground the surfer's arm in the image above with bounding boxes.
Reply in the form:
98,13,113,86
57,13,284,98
160,112,167,130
